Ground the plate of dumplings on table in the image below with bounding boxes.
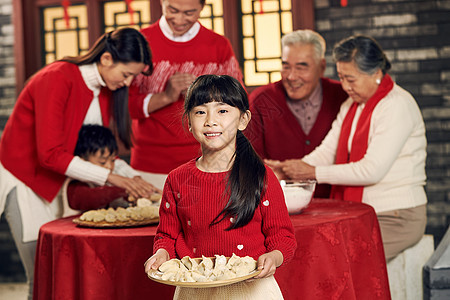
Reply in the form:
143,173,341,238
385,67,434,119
147,253,261,288
72,198,160,228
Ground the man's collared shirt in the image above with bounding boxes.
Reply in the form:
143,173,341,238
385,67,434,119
286,82,323,135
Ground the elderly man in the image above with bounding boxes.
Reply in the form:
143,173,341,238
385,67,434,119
128,0,243,189
245,30,348,198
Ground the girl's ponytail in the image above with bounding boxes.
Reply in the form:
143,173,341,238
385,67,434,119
220,130,266,229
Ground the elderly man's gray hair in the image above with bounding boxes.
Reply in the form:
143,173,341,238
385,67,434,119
281,30,326,60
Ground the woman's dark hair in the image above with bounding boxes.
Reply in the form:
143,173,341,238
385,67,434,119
184,75,266,230
61,27,153,149
74,124,118,159
332,35,391,75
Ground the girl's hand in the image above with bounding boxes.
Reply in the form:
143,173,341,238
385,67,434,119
254,250,284,279
106,173,155,200
144,249,170,273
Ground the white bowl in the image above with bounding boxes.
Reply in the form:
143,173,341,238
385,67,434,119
281,180,316,215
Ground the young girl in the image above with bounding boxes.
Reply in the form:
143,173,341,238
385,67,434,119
144,75,297,299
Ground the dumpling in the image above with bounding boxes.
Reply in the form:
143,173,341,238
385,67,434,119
180,270,196,282
139,206,157,219
214,255,227,268
197,256,214,277
80,210,96,221
92,211,105,222
181,256,199,271
226,253,241,269
115,211,129,222
136,198,152,207
201,256,214,270
216,269,238,281
159,259,182,273
227,254,257,277
235,258,257,277
161,270,178,281
129,210,144,221
211,255,228,278
190,270,208,282
104,213,117,223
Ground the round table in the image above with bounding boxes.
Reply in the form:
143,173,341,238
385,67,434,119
275,198,390,299
33,217,175,300
33,198,390,300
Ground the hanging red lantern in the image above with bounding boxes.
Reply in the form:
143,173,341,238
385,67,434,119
62,0,70,28
125,0,135,25
341,0,348,7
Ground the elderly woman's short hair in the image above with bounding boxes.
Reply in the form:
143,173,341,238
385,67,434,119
333,35,391,75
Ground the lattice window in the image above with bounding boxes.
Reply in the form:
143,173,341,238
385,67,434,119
103,0,151,32
41,4,89,65
199,0,224,35
241,0,293,86
40,0,292,87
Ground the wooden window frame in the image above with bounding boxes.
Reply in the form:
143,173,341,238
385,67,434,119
12,0,314,94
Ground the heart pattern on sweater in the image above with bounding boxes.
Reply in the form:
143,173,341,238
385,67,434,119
263,200,269,206
237,244,244,250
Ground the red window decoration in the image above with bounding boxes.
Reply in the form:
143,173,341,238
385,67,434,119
62,0,70,28
125,0,135,25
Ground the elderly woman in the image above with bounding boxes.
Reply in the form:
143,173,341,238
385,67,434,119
267,35,427,261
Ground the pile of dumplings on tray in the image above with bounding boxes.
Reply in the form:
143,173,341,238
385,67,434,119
153,253,257,282
79,198,159,223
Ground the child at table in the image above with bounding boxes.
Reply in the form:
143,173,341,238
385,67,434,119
61,124,160,217
144,75,297,299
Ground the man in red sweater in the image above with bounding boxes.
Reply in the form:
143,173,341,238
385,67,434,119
245,30,348,198
129,0,243,189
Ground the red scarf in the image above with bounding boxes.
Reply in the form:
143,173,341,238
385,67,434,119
330,74,394,202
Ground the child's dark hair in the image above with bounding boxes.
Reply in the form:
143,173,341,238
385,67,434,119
74,124,118,160
184,75,267,230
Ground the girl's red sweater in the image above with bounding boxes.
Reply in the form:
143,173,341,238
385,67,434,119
153,159,297,265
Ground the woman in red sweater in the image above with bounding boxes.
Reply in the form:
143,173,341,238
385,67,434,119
0,28,154,299
144,75,296,299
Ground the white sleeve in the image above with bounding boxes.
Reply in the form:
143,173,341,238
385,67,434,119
143,93,153,117
113,158,141,178
65,156,110,186
314,91,415,186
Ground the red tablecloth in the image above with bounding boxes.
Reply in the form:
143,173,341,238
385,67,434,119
34,198,390,300
33,218,175,300
275,198,390,299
